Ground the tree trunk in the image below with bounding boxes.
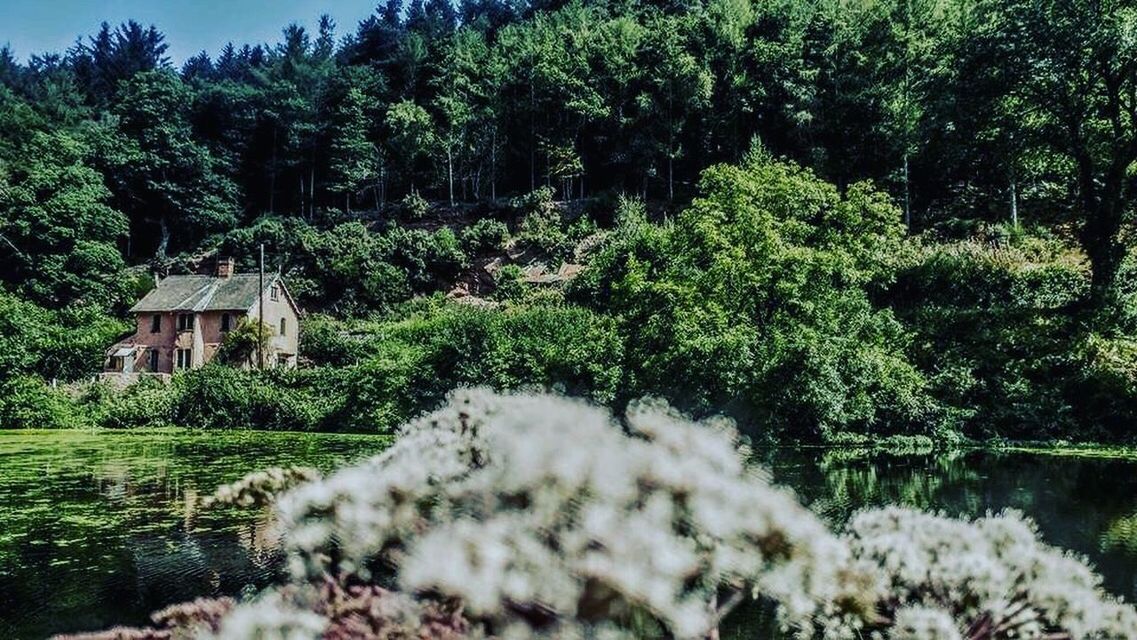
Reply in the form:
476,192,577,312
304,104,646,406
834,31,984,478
447,147,455,206
156,215,170,262
530,75,536,191
1082,201,1125,308
903,153,911,229
1009,174,1018,228
269,126,278,215
668,89,675,202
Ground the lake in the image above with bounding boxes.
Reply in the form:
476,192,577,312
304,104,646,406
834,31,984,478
1,432,1135,639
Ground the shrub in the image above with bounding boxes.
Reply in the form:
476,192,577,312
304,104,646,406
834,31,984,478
214,320,273,366
400,191,430,219
514,186,572,257
491,263,525,302
0,291,129,383
459,218,509,254
298,314,373,366
169,367,328,431
324,303,625,431
0,376,91,429
101,377,173,429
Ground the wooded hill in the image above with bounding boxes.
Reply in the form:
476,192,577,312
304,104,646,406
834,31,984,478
2,0,1137,443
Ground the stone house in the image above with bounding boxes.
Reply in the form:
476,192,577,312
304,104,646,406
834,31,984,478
104,258,301,376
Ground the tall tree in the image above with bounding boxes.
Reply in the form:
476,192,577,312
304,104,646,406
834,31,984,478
327,67,384,211
385,99,438,194
979,0,1137,307
0,130,129,308
101,71,238,260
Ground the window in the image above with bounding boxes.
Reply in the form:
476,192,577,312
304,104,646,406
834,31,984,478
175,348,191,369
148,349,159,371
220,313,231,332
270,285,280,301
177,314,193,331
279,317,287,336
150,314,161,333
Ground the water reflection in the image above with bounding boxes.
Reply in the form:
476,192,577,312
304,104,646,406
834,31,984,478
0,430,391,639
720,447,1137,638
2,434,1135,639
767,447,1137,596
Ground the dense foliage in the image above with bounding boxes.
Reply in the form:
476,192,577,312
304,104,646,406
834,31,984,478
573,150,936,440
2,0,1137,442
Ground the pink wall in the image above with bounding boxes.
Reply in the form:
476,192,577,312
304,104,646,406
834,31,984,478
107,282,301,374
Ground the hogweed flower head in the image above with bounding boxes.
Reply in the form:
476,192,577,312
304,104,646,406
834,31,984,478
275,389,863,638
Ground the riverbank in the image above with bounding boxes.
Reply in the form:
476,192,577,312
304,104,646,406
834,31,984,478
989,442,1137,461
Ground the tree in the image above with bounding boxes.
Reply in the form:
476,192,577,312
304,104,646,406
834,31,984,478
978,0,1137,307
0,130,129,308
69,21,170,104
635,14,711,200
385,99,437,194
102,71,238,260
574,150,931,438
326,68,382,212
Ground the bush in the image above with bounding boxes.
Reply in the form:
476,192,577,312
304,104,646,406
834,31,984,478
514,186,572,258
324,302,625,431
169,367,330,431
214,319,273,366
0,376,92,429
299,314,374,366
491,264,526,302
459,218,509,254
0,291,129,383
400,191,430,219
101,377,173,429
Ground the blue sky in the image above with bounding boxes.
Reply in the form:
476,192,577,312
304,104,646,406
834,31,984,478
1,1,381,64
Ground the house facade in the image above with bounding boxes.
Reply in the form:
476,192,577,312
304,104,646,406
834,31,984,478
104,259,301,376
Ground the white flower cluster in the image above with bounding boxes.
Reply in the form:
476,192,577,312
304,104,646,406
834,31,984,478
184,390,1137,640
837,507,1137,639
201,593,325,640
274,389,861,639
203,467,321,509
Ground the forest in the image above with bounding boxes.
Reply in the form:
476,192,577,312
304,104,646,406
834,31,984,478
2,0,1137,444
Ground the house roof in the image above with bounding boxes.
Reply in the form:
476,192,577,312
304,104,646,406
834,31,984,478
130,274,285,313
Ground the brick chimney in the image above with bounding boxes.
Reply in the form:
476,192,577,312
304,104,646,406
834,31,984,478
215,257,235,278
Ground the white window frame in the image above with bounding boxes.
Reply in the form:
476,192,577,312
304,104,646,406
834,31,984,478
177,313,193,332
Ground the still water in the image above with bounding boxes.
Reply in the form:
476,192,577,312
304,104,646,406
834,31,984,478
1,431,1135,639
0,430,392,639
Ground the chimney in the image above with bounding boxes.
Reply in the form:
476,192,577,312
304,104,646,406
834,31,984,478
215,257,235,279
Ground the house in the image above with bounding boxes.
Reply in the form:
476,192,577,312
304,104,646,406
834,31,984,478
104,258,301,376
